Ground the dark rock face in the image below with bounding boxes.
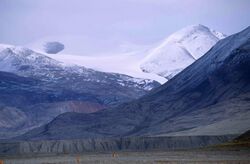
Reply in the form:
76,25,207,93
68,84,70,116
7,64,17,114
234,130,250,142
43,42,64,54
0,71,106,139
0,135,234,155
18,27,250,141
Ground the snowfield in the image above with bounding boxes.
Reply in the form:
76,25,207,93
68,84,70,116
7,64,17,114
46,51,167,84
23,24,225,84
140,24,226,79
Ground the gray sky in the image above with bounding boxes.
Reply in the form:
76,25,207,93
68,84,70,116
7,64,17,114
0,0,249,55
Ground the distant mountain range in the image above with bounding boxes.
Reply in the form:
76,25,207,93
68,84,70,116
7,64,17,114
17,26,250,140
39,24,225,82
1,24,249,144
0,44,160,138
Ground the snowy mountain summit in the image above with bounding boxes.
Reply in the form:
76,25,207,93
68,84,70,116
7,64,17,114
140,24,226,79
0,44,160,95
0,44,161,138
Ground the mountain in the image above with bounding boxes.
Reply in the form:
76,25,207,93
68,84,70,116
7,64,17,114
140,24,226,79
0,71,108,138
234,130,250,142
0,44,159,103
23,25,226,84
41,24,224,83
17,26,250,141
208,130,250,150
45,51,167,84
0,44,160,138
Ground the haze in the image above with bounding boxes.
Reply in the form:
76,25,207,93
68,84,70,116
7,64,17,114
0,0,249,55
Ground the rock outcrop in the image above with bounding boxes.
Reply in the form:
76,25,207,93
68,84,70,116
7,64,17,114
0,135,234,155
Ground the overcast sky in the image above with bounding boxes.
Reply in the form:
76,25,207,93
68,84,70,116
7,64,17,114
0,0,249,55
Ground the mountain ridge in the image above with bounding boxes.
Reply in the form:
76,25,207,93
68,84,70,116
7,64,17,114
16,26,250,141
0,44,161,139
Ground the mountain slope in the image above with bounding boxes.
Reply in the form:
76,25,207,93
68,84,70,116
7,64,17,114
0,45,160,139
140,24,226,79
0,44,160,104
0,71,107,138
46,51,167,84
17,26,250,141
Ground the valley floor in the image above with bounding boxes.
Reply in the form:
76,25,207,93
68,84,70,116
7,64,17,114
1,150,250,164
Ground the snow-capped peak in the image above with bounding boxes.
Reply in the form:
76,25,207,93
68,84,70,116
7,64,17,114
166,24,225,41
0,43,14,51
140,24,226,79
0,44,62,72
162,24,226,59
0,44,160,91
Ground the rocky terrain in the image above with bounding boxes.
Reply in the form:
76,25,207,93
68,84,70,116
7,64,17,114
16,26,250,140
0,135,234,155
234,130,250,142
0,45,160,139
209,130,250,150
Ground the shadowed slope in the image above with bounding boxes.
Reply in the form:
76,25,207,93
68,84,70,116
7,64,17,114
18,26,250,140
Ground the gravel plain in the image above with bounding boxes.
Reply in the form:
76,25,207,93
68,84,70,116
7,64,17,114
1,150,250,164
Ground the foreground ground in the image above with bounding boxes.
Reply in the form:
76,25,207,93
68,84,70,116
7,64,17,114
1,150,250,164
